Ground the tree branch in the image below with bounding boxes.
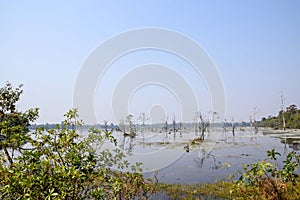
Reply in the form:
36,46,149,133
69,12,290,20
4,147,13,166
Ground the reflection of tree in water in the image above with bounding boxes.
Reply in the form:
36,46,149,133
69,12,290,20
118,114,137,154
193,149,222,170
280,137,300,151
250,130,258,145
120,135,135,155
288,143,300,151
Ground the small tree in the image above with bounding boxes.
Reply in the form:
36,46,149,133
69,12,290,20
138,113,149,145
125,114,136,138
199,112,210,140
231,117,235,136
172,116,177,139
0,82,38,166
138,112,149,132
162,117,169,138
281,94,286,131
223,117,227,132
254,109,259,133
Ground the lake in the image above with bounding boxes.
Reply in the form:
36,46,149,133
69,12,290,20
108,127,300,184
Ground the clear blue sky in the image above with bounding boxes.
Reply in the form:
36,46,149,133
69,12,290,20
1,1,300,124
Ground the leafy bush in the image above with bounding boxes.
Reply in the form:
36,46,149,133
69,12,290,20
237,149,300,199
0,82,39,165
0,83,155,199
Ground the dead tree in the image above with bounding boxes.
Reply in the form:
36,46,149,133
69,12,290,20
138,113,149,146
119,115,136,153
207,111,218,132
231,117,235,136
103,120,108,132
281,94,286,131
127,115,136,138
172,116,177,139
223,117,227,132
119,119,126,134
249,115,253,128
120,115,136,138
252,107,259,133
179,122,183,136
199,112,210,140
162,117,169,138
138,113,149,132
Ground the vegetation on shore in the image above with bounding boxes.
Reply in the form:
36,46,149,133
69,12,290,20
259,104,300,129
0,83,155,199
158,150,300,200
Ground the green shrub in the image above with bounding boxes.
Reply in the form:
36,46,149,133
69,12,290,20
0,83,155,199
236,149,300,199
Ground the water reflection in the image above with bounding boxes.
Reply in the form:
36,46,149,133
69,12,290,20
112,127,300,183
262,129,300,150
193,149,223,170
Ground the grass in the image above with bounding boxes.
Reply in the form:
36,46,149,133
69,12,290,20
155,177,300,200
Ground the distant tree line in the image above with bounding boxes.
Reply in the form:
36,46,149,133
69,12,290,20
259,104,300,129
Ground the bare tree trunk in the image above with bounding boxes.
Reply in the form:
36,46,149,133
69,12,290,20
281,94,286,131
252,107,259,133
172,116,176,139
223,117,227,132
200,128,205,140
4,147,13,166
231,117,235,136
199,112,209,140
103,120,108,132
179,122,183,136
164,119,168,138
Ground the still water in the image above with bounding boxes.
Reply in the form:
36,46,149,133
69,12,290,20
110,127,300,184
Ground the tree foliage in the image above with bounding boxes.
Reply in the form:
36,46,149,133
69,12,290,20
237,149,300,199
0,83,155,199
259,104,300,129
0,82,39,165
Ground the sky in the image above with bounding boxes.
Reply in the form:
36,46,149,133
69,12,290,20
1,1,300,124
